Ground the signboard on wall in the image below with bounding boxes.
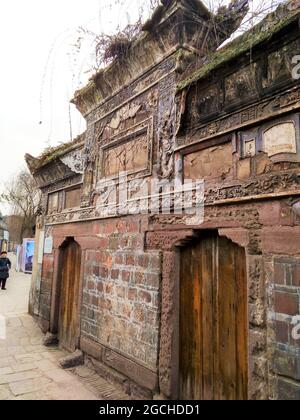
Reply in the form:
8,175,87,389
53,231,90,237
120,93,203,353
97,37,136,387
44,236,53,254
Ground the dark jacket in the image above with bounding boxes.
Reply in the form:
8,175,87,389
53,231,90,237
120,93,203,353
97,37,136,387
0,257,12,280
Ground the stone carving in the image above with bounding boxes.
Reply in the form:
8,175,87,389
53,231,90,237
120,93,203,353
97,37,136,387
99,118,153,180
81,124,97,207
158,75,176,179
88,57,175,125
149,206,260,228
244,139,256,157
177,85,300,149
184,143,233,180
225,63,259,105
102,132,149,178
47,192,59,215
41,176,82,197
83,124,97,172
197,84,220,118
60,149,83,174
146,229,196,251
205,173,300,205
263,122,297,157
213,0,249,48
263,38,300,89
43,170,300,226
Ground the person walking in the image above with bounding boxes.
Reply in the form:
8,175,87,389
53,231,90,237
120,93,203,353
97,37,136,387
0,251,12,290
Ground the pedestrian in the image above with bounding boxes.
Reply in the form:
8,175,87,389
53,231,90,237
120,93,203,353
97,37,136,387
0,251,12,290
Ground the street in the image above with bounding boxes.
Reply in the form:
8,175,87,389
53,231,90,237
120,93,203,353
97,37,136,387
0,254,129,400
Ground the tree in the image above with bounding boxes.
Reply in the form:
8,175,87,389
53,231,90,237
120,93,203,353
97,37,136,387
0,169,42,243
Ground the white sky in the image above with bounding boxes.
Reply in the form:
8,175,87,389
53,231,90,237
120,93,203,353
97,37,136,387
0,0,282,213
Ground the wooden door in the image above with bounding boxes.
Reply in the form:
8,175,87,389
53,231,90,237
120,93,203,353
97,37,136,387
179,233,248,400
58,240,82,352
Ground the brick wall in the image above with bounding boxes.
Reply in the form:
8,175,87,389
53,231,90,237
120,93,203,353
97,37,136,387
39,253,54,321
272,258,300,399
80,217,162,371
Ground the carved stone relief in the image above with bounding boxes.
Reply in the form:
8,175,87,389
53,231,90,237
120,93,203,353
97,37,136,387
225,62,259,106
184,142,233,181
177,86,300,149
60,148,83,174
102,132,149,178
263,122,297,157
197,84,220,118
98,118,154,180
88,57,175,125
157,74,176,179
262,38,300,89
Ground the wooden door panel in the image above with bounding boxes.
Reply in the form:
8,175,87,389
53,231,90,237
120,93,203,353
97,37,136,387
179,233,248,400
58,241,81,352
201,238,214,401
235,245,248,400
218,237,237,400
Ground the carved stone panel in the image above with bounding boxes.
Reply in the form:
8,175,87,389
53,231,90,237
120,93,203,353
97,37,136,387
88,57,175,124
240,129,259,158
263,39,300,89
103,131,149,178
99,118,153,180
176,86,300,149
60,148,83,174
197,84,220,119
263,121,297,157
65,187,81,209
157,74,176,179
47,192,59,215
184,142,233,181
225,62,259,107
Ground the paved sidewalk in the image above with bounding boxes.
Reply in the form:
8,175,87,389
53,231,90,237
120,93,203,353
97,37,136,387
0,254,129,400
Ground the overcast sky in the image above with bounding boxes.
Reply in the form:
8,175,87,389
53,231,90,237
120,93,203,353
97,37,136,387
0,0,282,214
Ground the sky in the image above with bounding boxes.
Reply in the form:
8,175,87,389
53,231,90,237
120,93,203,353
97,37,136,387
0,0,282,213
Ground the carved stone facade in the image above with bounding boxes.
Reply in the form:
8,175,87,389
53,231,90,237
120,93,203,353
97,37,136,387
27,0,300,400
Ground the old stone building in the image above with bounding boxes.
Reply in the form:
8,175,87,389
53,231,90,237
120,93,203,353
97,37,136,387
26,0,300,400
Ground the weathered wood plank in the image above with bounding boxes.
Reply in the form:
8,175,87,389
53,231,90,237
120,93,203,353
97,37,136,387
179,233,248,400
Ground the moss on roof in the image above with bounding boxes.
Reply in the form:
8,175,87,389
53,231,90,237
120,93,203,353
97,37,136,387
178,2,300,91
27,132,85,173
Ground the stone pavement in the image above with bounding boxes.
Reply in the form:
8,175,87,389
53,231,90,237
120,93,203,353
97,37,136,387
0,254,130,400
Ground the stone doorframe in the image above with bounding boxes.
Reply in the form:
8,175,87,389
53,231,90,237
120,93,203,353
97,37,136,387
146,226,269,400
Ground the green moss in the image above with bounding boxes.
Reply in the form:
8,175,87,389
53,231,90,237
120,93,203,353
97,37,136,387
178,4,300,91
35,133,85,170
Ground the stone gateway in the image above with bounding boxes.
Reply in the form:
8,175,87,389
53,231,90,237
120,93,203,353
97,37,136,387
26,0,300,400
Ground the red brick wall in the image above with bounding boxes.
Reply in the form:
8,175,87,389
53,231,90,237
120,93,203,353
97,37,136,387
81,219,161,370
272,257,300,399
39,253,54,321
45,216,162,372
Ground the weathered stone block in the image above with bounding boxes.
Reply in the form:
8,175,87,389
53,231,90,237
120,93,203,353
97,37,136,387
249,301,266,327
249,330,267,356
59,350,84,369
237,158,251,180
43,332,58,347
249,256,265,302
